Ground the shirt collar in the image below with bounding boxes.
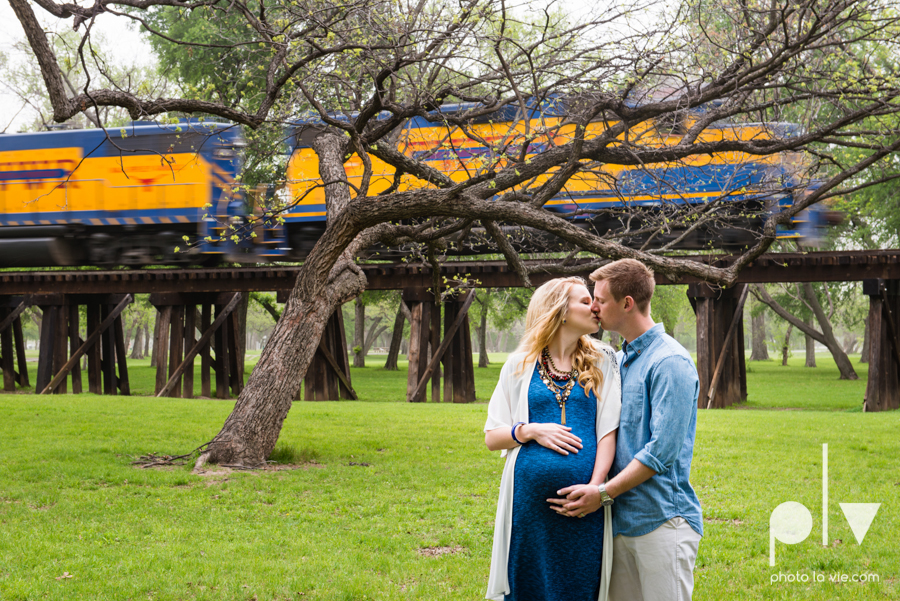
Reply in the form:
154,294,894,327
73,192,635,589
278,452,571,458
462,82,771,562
622,323,664,356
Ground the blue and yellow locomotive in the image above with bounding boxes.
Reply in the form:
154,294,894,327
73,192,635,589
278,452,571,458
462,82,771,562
0,120,284,267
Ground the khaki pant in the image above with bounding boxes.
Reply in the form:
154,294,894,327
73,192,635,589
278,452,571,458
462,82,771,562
608,517,701,601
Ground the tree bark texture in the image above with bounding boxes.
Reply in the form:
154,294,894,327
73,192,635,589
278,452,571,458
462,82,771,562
197,131,365,468
150,310,160,367
749,302,769,361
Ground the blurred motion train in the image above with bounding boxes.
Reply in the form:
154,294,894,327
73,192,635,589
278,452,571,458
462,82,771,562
0,105,835,268
0,120,285,268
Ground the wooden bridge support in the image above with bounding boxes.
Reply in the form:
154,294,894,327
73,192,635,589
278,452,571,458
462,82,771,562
30,294,131,395
0,296,31,391
150,292,243,399
303,309,356,401
688,283,748,409
405,288,476,403
863,279,900,412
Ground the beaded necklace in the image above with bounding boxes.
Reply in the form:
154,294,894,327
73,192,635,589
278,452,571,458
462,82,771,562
538,347,579,425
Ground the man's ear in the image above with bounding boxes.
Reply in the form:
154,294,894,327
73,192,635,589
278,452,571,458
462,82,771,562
623,296,634,312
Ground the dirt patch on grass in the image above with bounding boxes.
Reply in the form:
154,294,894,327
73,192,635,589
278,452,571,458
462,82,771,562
417,545,465,558
704,517,745,525
193,462,324,479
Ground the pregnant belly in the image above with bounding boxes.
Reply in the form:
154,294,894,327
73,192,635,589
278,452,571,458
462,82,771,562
514,442,597,499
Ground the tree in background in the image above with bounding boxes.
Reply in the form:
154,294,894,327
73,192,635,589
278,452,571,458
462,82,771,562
748,296,769,361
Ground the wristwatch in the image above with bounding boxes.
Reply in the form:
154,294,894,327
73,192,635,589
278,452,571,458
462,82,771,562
597,483,614,507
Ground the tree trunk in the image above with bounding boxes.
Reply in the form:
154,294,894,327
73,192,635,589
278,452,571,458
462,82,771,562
384,301,406,371
498,330,509,353
609,331,621,351
196,131,367,469
860,318,870,363
478,295,490,367
752,284,858,380
805,319,817,367
782,324,793,366
353,297,366,367
123,319,134,356
130,322,144,359
362,317,384,356
143,324,151,358
801,283,855,379
749,302,769,360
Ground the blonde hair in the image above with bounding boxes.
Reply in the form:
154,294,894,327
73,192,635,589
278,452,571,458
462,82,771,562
515,277,605,400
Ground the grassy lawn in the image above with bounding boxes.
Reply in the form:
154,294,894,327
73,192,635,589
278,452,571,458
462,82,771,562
1,352,897,600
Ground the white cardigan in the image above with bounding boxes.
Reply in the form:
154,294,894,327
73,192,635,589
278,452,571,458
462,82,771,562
483,345,622,601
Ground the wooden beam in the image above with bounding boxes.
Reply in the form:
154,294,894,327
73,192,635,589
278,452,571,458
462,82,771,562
156,293,242,398
68,304,82,394
12,315,29,388
0,297,32,335
40,295,133,395
316,342,358,400
409,291,476,403
706,285,749,409
880,286,900,374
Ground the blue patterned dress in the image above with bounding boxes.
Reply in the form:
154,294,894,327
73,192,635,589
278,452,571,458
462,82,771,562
505,365,604,601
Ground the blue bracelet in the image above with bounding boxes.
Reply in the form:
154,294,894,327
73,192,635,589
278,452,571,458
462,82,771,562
511,422,526,445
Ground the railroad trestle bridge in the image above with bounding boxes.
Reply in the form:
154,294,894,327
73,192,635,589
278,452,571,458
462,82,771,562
2,249,899,411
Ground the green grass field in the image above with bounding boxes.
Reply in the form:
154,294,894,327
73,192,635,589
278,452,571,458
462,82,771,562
1,352,897,600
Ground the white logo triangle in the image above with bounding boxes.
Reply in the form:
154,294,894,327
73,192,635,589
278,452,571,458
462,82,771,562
839,503,881,545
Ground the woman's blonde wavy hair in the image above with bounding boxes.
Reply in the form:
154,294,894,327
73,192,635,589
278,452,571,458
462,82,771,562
515,277,605,400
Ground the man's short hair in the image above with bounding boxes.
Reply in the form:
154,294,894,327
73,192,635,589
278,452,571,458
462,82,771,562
589,259,655,313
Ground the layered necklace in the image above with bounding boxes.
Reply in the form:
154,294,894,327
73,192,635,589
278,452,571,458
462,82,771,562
538,347,579,425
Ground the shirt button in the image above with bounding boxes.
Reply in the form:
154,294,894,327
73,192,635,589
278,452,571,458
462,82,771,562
637,350,641,354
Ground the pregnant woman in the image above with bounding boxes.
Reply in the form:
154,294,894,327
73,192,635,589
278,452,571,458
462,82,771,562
484,277,621,601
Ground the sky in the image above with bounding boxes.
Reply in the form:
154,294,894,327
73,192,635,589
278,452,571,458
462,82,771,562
0,1,152,132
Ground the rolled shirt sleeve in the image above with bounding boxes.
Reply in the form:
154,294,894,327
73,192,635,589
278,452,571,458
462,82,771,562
633,355,697,475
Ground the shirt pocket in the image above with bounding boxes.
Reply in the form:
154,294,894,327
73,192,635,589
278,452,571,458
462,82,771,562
620,383,644,424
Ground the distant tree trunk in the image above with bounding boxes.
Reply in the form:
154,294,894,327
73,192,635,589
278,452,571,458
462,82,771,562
150,310,160,368
860,319,870,363
123,318,135,356
478,297,490,367
498,330,509,353
353,297,365,367
750,304,769,360
609,331,621,351
130,323,144,359
384,301,407,370
143,324,151,358
363,320,386,356
234,294,249,382
805,319,817,367
782,324,793,366
752,284,857,380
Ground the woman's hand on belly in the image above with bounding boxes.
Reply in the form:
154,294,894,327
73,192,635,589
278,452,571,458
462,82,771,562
519,423,583,455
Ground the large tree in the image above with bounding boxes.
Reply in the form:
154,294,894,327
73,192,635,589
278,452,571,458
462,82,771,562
11,0,900,466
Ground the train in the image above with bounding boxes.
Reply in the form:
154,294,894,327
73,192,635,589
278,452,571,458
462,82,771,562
0,105,833,268
0,120,285,268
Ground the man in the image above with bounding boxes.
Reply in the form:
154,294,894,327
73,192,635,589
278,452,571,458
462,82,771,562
552,258,703,601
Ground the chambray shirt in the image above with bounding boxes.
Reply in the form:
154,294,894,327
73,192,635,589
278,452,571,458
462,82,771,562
611,323,703,538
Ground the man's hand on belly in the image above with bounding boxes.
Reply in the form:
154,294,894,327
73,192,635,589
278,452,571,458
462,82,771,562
546,484,602,518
